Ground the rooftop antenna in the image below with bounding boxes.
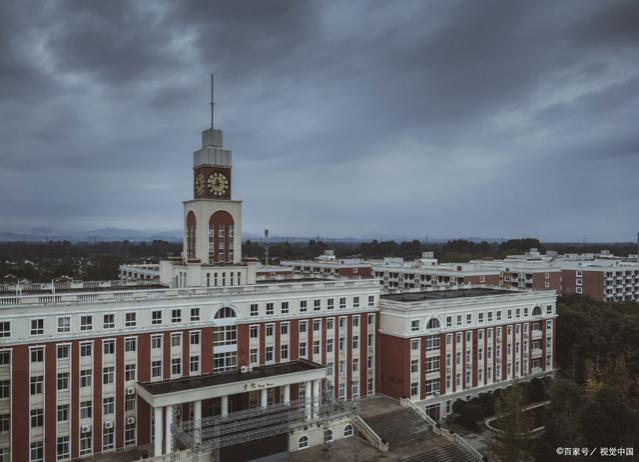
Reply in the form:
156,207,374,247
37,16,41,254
210,73,215,130
264,229,270,266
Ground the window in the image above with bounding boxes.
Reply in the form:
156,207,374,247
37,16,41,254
0,322,10,338
151,335,162,349
327,318,334,330
300,300,307,312
250,325,259,339
313,340,321,355
368,295,375,307
103,397,115,415
152,360,162,378
281,302,289,314
169,308,183,323
125,393,136,411
213,351,237,373
324,429,333,443
152,310,162,325
339,298,346,309
327,338,334,353
103,367,115,385
425,378,440,395
190,331,200,345
125,312,136,327
0,414,8,432
31,346,43,363
30,408,44,428
125,421,136,446
280,344,289,360
30,375,43,395
313,299,321,311
298,436,309,449
0,351,7,366
190,355,200,373
299,342,307,357
103,314,115,329
171,333,181,347
352,336,359,349
353,296,360,308
250,304,259,316
103,340,115,355
214,326,237,346
79,431,92,456
80,315,93,331
300,321,307,333
190,307,200,321
31,318,44,335
427,318,440,329
426,357,440,373
425,335,440,351
0,381,9,399
57,435,70,460
250,348,258,364
466,314,472,324
80,369,92,387
57,372,69,391
327,298,334,310
58,317,71,333
344,424,354,437
281,323,289,335
411,339,419,350
172,358,182,376
411,359,419,373
125,364,136,381
103,426,115,451
265,346,274,362
57,404,69,422
125,337,137,352
266,303,274,315
266,324,274,337
30,441,44,462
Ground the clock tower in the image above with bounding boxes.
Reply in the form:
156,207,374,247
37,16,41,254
182,76,243,265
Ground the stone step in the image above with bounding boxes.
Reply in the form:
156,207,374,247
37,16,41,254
361,408,436,449
401,443,479,462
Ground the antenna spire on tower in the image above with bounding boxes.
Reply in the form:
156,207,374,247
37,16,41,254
210,73,215,129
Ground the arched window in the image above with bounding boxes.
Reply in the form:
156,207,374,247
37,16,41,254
323,429,333,443
532,306,542,316
186,211,196,259
426,318,440,329
209,211,235,264
214,307,236,319
343,424,353,437
298,435,309,449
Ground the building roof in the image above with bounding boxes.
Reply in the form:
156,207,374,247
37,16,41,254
381,287,516,302
139,360,323,395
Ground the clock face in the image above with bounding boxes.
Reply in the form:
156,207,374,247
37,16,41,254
207,172,229,196
194,173,206,197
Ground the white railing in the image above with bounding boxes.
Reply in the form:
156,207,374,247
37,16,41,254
0,279,379,308
401,398,483,461
352,415,389,452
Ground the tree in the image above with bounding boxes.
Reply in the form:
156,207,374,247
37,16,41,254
488,384,532,462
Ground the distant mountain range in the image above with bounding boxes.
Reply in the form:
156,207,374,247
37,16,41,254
0,227,512,244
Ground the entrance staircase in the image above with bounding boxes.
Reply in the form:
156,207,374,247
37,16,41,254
360,408,436,449
400,443,480,462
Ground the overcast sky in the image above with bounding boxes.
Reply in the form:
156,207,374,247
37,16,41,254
0,0,637,242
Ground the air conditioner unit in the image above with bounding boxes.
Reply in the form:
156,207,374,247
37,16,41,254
240,366,249,373
104,421,113,429
126,387,136,395
127,417,135,425
81,425,91,433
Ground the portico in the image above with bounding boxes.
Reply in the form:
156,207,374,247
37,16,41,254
137,360,327,456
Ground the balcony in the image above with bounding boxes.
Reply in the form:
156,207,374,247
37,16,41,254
531,348,543,358
531,330,543,340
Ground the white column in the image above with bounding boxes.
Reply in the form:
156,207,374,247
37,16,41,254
312,379,321,419
305,380,312,420
165,405,174,454
221,395,229,417
283,384,291,404
154,407,163,457
194,400,202,444
260,388,268,409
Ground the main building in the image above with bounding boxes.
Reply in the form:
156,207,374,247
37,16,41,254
0,88,556,461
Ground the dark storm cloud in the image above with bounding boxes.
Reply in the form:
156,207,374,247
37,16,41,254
0,0,637,241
